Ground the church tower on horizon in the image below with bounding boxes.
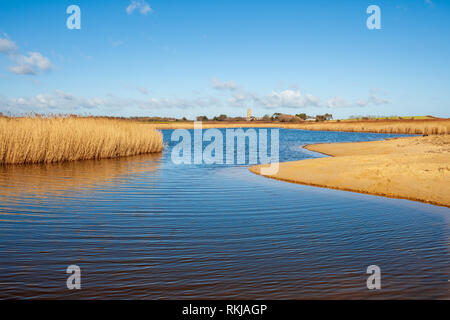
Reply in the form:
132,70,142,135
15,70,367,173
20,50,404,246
246,108,252,121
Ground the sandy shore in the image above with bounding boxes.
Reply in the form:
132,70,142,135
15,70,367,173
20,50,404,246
249,135,450,207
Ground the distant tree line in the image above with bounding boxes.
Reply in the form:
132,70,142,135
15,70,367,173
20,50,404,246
271,113,333,122
195,112,334,122
196,114,247,121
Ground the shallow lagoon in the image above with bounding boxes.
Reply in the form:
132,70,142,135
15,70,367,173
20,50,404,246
0,129,448,299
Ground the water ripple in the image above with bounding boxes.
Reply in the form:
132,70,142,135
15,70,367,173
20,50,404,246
0,129,448,299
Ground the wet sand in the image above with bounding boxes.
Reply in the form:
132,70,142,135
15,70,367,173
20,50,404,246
249,135,450,207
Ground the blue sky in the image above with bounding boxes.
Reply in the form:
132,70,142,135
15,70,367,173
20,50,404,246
0,0,449,119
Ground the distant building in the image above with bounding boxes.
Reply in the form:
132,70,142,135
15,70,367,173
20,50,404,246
246,108,252,121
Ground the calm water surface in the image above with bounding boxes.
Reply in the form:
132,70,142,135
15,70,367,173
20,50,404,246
0,129,449,299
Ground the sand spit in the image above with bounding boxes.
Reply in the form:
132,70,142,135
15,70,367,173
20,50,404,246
250,135,450,207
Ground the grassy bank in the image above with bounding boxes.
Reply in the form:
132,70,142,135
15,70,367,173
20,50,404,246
0,117,163,165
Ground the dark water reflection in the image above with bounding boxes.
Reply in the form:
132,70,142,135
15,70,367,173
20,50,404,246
0,129,448,299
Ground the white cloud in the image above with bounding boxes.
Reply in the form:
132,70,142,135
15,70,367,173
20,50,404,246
327,96,353,108
0,36,17,54
0,34,52,75
211,78,238,91
369,93,390,105
214,79,388,110
0,82,390,115
126,0,153,15
228,91,251,105
0,91,226,115
212,79,321,108
255,90,321,108
54,89,75,100
9,52,52,75
328,92,389,108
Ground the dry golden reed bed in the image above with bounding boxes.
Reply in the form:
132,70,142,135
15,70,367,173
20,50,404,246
0,117,163,165
153,119,450,135
283,119,450,135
